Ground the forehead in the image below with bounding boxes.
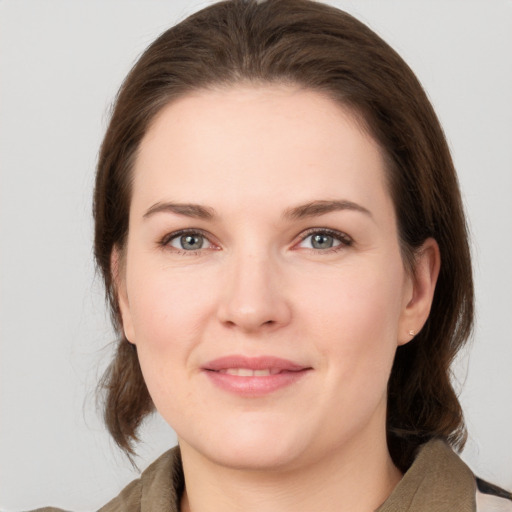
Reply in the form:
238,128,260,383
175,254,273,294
132,85,391,218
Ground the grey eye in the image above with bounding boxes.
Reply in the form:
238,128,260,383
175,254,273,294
297,230,349,251
170,233,207,250
310,233,335,249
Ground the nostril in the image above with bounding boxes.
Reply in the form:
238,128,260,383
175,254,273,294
217,293,292,332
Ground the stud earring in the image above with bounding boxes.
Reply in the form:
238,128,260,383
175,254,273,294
408,329,415,336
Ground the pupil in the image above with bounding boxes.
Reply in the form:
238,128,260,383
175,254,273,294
181,234,203,250
312,234,333,249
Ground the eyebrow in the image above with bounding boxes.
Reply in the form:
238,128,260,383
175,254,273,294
143,202,216,220
143,199,372,221
283,200,372,220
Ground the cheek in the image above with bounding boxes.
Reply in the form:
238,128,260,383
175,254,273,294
297,259,405,386
300,260,404,337
127,266,216,411
125,258,219,362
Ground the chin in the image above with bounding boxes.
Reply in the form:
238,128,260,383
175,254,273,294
205,441,305,472
179,418,313,472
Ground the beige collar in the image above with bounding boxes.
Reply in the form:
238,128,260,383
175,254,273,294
101,439,476,512
376,439,476,512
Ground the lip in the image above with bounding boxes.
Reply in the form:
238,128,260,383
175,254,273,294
202,355,312,396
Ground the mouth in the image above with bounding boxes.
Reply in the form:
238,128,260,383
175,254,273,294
202,355,312,396
217,368,284,376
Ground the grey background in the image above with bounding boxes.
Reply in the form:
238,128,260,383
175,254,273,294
1,0,511,510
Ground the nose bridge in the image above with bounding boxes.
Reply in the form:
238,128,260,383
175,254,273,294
218,243,290,331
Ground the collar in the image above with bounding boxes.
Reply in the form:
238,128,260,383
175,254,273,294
376,439,476,512
102,439,476,512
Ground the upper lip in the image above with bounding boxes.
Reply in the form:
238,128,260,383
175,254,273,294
202,355,310,372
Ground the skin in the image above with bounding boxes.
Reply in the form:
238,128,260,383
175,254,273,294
115,85,440,512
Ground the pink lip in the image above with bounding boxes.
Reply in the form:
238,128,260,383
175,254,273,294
203,355,307,372
202,355,312,397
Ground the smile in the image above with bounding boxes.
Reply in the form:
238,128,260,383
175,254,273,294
202,356,312,396
219,368,282,376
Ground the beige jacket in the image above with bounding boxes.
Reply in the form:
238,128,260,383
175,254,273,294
34,439,511,512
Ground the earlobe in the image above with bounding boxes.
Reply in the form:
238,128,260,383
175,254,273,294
398,238,441,346
111,247,136,344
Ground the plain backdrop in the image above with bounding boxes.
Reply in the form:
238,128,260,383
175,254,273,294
1,0,511,510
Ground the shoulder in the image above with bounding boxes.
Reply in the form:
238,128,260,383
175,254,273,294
98,446,183,512
24,465,149,512
476,478,512,512
26,509,68,512
24,448,182,512
378,439,511,512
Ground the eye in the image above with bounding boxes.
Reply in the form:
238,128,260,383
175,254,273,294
161,229,215,252
297,229,352,251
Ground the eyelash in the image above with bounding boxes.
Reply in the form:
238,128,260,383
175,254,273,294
158,227,353,255
159,228,216,256
297,228,353,253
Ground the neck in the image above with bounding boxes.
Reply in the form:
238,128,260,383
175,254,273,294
179,428,401,512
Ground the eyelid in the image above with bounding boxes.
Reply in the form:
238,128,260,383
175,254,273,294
158,227,352,254
294,227,353,250
159,228,220,253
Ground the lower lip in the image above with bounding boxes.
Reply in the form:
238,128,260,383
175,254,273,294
203,369,311,396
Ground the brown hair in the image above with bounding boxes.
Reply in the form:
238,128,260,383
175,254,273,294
94,0,473,471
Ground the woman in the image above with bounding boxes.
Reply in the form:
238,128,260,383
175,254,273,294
34,0,510,510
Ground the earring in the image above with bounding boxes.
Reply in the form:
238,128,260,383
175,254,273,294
408,329,415,336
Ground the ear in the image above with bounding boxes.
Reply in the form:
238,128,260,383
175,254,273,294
111,247,136,344
397,238,440,346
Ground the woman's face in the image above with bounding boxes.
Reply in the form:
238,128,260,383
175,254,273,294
117,85,435,471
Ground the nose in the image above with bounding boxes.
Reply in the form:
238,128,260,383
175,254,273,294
216,250,292,333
